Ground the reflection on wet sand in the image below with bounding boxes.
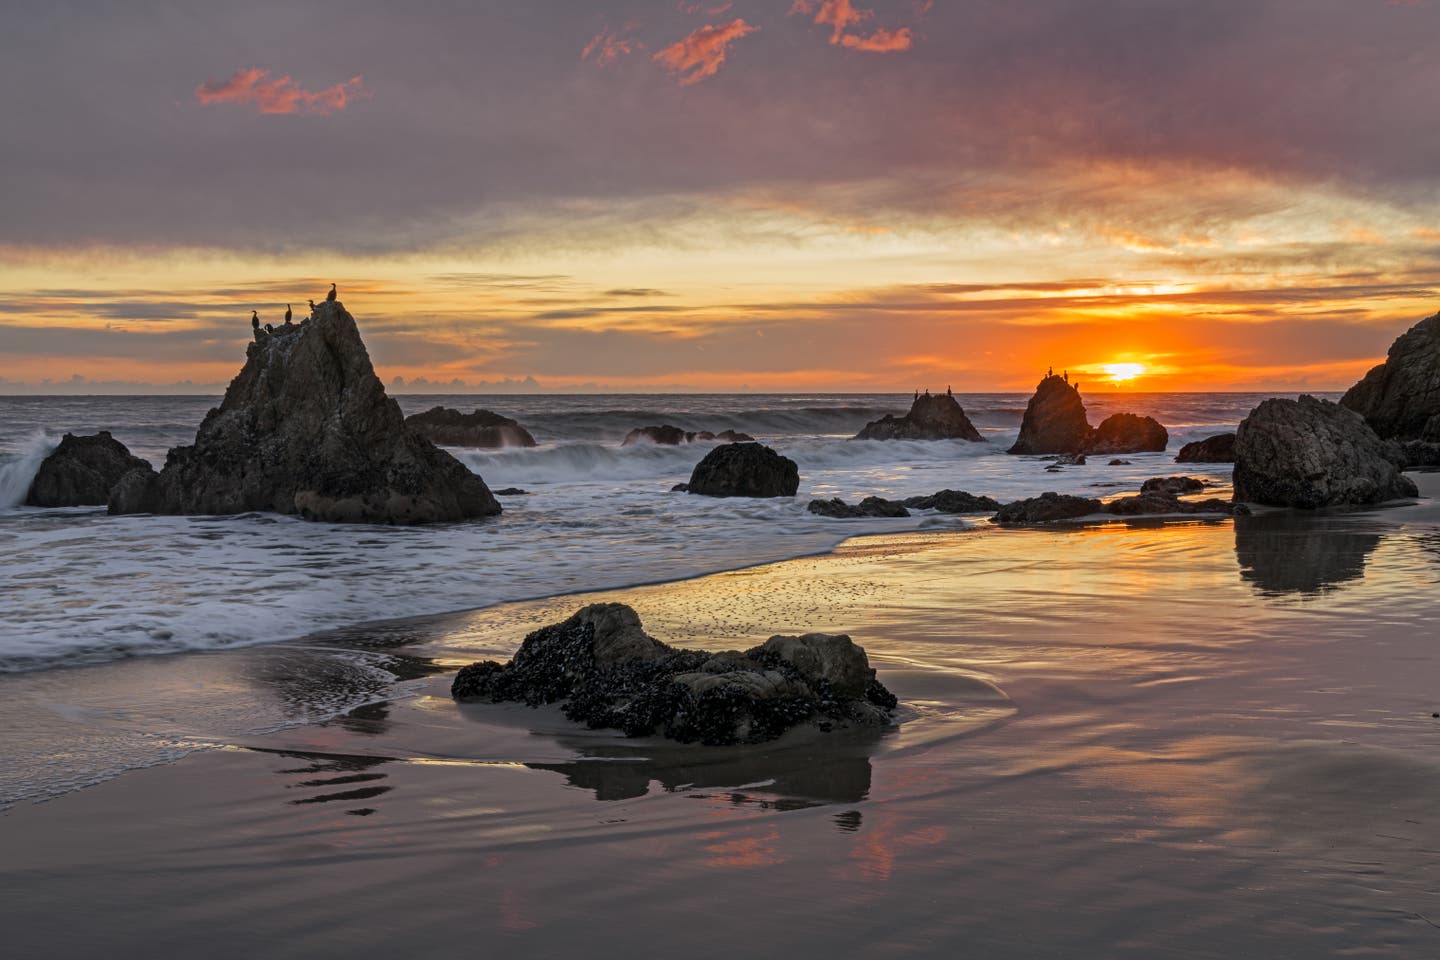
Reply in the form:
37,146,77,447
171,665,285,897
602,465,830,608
1234,511,1383,596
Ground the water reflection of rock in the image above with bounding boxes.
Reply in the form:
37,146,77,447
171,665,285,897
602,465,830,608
254,748,394,817
1234,512,1382,595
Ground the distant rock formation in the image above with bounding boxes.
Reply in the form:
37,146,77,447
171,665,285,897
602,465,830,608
621,425,754,446
451,603,897,745
901,490,1002,513
405,407,537,448
854,394,983,441
1175,433,1236,463
1233,395,1417,508
1140,476,1206,497
1087,413,1168,455
1340,310,1440,440
25,432,151,507
807,496,910,518
686,442,799,498
1008,375,1092,454
110,300,502,524
993,492,1102,524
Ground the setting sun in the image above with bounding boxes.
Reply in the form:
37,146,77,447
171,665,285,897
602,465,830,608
1103,362,1147,382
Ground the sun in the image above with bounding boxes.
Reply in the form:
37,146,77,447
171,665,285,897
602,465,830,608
1103,362,1146,383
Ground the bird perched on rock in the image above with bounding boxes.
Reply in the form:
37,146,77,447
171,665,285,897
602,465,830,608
284,304,292,324
308,299,316,313
251,310,260,330
264,323,274,335
326,283,337,302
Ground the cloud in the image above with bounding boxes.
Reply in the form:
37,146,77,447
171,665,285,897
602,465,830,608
791,0,915,51
840,27,912,52
582,29,642,66
678,1,734,13
653,19,759,85
194,68,366,115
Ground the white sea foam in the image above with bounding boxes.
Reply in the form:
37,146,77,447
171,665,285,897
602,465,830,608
0,431,57,508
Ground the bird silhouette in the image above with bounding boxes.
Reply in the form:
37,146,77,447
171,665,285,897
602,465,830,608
264,323,274,334
251,310,259,330
284,304,292,324
326,283,337,302
308,299,316,312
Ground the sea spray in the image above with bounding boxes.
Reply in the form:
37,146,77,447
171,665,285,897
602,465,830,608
0,431,56,509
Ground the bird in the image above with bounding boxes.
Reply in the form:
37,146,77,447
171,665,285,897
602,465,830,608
326,283,337,302
308,299,316,312
264,323,274,334
251,310,259,330
284,304,292,324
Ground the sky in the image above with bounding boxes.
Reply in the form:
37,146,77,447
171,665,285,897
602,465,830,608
2,0,1439,394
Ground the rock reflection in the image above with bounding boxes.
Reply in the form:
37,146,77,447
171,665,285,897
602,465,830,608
1234,512,1382,596
253,748,394,816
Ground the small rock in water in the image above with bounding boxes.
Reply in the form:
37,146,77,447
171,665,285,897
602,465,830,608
492,488,530,496
1108,459,1132,466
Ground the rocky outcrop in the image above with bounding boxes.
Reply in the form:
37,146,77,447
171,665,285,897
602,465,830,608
24,432,151,507
686,442,799,498
1233,395,1417,508
1140,476,1206,497
405,407,537,448
1008,375,1091,454
1103,492,1236,516
451,603,897,745
855,394,983,442
622,426,754,446
993,492,1102,524
807,496,910,518
1087,413,1168,455
1176,433,1236,463
1340,311,1440,440
1398,440,1440,469
901,490,1002,513
109,301,501,524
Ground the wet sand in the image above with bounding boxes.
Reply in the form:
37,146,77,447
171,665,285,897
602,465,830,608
4,485,1440,958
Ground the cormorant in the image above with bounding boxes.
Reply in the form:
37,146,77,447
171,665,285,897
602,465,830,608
284,304,292,324
265,323,274,334
326,283,337,302
947,385,952,396
251,310,259,330
308,299,316,312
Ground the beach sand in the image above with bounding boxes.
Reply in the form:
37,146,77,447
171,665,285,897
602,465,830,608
4,483,1440,957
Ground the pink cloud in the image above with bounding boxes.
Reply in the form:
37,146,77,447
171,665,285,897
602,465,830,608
582,29,643,66
791,0,915,52
840,26,913,52
653,19,760,85
678,1,735,12
194,68,366,115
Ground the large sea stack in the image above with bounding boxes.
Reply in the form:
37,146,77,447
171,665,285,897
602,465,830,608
1340,310,1440,440
854,393,983,441
1233,395,1417,509
1008,375,1091,454
110,300,501,523
405,407,537,448
25,432,151,507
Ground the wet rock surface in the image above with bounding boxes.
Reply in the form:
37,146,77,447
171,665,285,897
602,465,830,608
1340,310,1440,440
993,492,1103,524
109,301,501,523
451,603,898,746
1103,492,1236,516
901,490,1002,513
1008,375,1092,454
1087,413,1168,455
622,425,754,446
807,496,910,518
1140,476,1207,497
854,393,983,441
25,432,151,507
1233,395,1417,508
687,442,799,498
1176,433,1237,463
405,407,537,448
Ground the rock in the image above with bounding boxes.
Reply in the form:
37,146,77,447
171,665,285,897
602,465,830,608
24,432,151,507
492,487,529,496
1140,476,1206,496
670,483,689,492
714,429,755,443
1399,440,1440,469
1340,310,1440,439
900,489,1002,513
1103,492,1234,516
992,492,1102,524
109,300,501,524
687,442,799,498
854,394,983,441
1175,433,1237,463
451,603,897,745
807,496,910,518
1233,395,1418,508
622,425,755,446
1008,375,1091,454
1108,458,1133,466
1086,413,1168,455
405,407,537,448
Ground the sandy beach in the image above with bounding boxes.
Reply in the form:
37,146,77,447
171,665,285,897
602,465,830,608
5,477,1439,958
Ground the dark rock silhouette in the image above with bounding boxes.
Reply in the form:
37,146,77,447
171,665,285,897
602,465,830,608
405,407,537,448
1340,310,1440,440
1008,375,1091,454
1233,395,1417,508
901,490,1002,513
1103,492,1235,516
1176,433,1237,463
1398,440,1440,469
993,492,1102,524
1235,512,1382,595
1087,413,1168,455
451,603,897,746
622,425,755,446
854,394,983,441
492,487,530,496
109,300,501,524
1140,476,1206,497
807,496,910,518
687,442,799,498
25,432,151,507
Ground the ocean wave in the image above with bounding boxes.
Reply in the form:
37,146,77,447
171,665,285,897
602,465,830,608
0,431,57,509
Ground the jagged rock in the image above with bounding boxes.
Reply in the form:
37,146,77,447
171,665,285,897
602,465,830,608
992,492,1103,524
854,394,983,441
1104,492,1234,516
451,603,897,746
1340,310,1440,439
405,407,537,448
622,426,755,446
1176,433,1237,463
1233,395,1418,508
1008,375,1091,454
24,432,151,507
687,442,799,498
807,496,910,518
109,301,501,524
900,490,1002,513
1086,413,1168,455
1140,476,1206,497
1398,440,1440,469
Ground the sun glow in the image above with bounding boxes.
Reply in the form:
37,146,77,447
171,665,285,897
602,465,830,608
1104,362,1146,382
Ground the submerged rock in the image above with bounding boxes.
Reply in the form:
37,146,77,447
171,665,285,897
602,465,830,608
1008,375,1091,454
451,603,897,746
854,393,983,442
1140,476,1207,497
992,492,1103,524
622,426,755,446
25,432,151,507
109,300,502,524
1340,310,1440,440
405,407,537,448
1087,413,1168,455
1233,395,1417,509
900,489,1002,513
807,496,910,518
492,487,530,496
687,442,799,498
1175,433,1236,463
